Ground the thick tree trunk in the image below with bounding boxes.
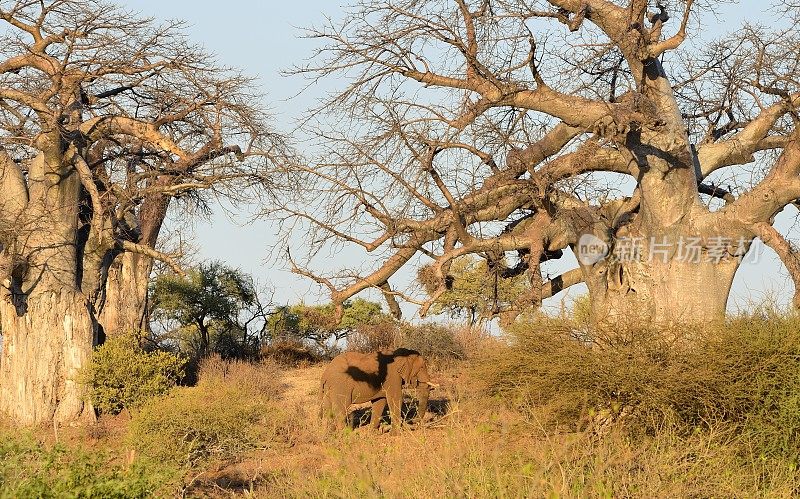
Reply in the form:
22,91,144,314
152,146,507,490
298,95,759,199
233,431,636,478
98,252,153,337
580,230,743,327
0,151,99,425
0,289,95,425
97,185,170,338
96,183,169,338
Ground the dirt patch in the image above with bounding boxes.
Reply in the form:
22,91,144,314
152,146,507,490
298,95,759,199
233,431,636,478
279,364,325,412
182,362,459,496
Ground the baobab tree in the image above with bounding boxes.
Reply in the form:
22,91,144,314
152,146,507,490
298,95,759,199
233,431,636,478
0,0,287,425
278,0,800,326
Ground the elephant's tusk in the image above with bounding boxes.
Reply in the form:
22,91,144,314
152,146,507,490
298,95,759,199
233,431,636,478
425,382,440,388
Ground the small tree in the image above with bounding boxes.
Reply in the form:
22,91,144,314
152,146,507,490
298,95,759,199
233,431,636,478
150,263,270,359
418,255,530,325
266,298,386,348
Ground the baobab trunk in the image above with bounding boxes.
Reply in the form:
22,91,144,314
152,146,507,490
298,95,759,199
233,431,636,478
579,229,746,327
98,252,153,337
0,290,95,425
0,150,101,425
586,258,740,325
0,0,272,427
98,186,170,337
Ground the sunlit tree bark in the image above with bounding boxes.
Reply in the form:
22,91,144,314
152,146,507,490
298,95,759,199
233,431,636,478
0,0,288,425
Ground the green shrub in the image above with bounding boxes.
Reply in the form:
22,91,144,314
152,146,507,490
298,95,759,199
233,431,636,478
127,357,287,467
78,333,186,415
476,314,800,465
0,431,174,498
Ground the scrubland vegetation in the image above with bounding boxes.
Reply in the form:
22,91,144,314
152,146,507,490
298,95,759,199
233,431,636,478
2,309,800,497
4,0,800,497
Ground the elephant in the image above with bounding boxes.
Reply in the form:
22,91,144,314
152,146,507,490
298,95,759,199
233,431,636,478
319,348,438,431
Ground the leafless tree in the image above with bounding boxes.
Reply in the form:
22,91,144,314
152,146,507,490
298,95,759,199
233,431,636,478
0,0,289,425
275,0,800,328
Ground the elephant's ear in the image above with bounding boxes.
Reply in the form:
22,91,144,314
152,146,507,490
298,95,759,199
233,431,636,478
409,356,425,384
400,355,424,385
395,355,414,382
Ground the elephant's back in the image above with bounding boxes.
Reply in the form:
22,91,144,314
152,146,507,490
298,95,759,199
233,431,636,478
334,351,378,366
323,351,375,376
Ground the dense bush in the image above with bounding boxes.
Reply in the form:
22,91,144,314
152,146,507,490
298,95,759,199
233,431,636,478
260,340,322,366
0,430,173,498
398,323,465,360
127,356,288,467
347,319,470,361
476,314,800,466
78,334,186,415
347,318,399,353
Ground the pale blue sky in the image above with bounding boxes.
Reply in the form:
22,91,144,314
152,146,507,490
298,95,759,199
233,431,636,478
120,1,795,315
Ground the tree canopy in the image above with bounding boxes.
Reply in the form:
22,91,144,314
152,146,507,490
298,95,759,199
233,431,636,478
150,262,270,359
418,255,529,324
266,298,387,348
274,0,800,325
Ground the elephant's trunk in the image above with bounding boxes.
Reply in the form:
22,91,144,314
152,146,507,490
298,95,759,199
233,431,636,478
415,382,430,423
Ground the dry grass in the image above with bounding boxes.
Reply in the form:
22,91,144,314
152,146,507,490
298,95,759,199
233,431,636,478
197,355,284,397
3,317,800,497
250,427,798,498
126,356,291,471
177,328,800,498
185,357,800,498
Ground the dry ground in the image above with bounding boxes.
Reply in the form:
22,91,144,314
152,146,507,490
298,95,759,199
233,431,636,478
180,356,800,498
190,363,469,496
6,349,797,498
281,364,326,410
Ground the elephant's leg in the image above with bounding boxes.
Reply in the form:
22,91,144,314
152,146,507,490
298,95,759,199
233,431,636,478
386,387,403,432
414,384,431,424
320,392,343,431
320,392,332,422
331,394,350,431
370,398,387,429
